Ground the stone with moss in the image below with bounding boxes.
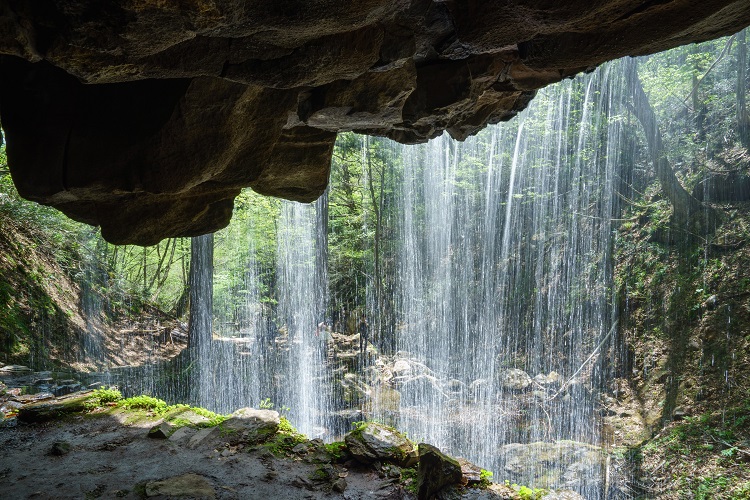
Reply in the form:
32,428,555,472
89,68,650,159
143,473,216,499
148,421,175,439
17,390,93,423
345,421,418,467
220,407,279,442
417,443,464,499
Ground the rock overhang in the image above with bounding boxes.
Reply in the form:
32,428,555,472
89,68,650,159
0,0,749,244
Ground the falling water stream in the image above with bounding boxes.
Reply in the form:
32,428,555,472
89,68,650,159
376,62,626,497
169,61,627,496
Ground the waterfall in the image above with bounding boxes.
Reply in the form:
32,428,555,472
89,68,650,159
275,199,329,436
379,62,625,496
187,60,627,496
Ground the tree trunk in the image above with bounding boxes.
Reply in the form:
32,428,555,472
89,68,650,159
626,58,717,235
188,233,213,351
738,29,749,147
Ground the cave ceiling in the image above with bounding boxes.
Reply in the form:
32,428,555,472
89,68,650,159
1,0,749,244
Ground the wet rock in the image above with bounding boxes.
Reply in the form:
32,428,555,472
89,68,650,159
17,391,92,423
34,378,54,386
533,371,563,387
310,463,336,482
144,473,216,499
340,373,371,405
344,421,418,467
499,441,605,492
328,409,365,432
2,400,23,411
168,427,193,443
365,385,401,413
457,457,483,486
292,442,310,454
332,477,347,492
12,393,54,404
53,383,82,397
399,375,448,403
0,365,32,374
148,422,175,439
469,379,492,400
392,359,413,376
673,407,689,420
50,441,72,456
542,490,586,500
702,294,719,311
0,416,17,428
221,408,279,442
173,410,211,426
497,369,533,391
444,379,467,396
436,483,518,499
291,476,316,490
187,427,216,449
417,443,463,499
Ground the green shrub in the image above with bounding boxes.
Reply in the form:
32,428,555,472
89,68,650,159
119,395,169,414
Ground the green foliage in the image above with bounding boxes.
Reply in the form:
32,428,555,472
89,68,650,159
83,391,228,427
400,466,418,495
118,395,170,414
184,406,229,427
278,416,298,434
84,387,123,409
479,469,493,488
259,397,274,409
263,418,308,457
504,480,548,499
640,402,750,497
324,441,347,461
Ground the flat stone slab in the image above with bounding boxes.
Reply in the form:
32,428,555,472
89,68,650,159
144,473,216,499
17,391,93,423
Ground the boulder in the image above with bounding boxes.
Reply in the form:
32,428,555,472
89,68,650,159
332,477,347,493
533,371,563,387
469,379,492,400
436,483,518,499
344,422,418,467
148,422,175,439
497,369,533,391
392,359,413,376
399,375,448,404
220,408,280,442
17,391,92,423
0,365,32,374
498,440,605,493
144,473,216,499
173,410,211,426
457,457,483,486
542,490,587,500
417,443,464,500
50,441,72,456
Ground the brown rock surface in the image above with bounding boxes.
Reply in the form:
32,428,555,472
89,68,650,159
1,0,749,243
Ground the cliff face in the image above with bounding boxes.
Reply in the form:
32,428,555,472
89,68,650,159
1,0,750,244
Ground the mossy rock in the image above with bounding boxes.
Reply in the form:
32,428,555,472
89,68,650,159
17,391,93,423
344,421,418,467
417,443,463,499
220,408,280,443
